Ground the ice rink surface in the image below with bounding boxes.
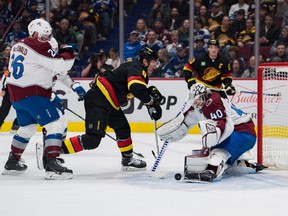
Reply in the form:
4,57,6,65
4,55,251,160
1,132,288,216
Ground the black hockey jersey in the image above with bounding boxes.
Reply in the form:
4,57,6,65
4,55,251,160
94,60,152,109
183,52,232,89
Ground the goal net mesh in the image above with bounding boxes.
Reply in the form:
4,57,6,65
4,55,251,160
258,63,288,168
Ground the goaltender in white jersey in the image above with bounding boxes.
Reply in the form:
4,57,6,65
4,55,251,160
3,19,75,180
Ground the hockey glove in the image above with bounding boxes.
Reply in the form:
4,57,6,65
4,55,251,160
224,83,236,95
146,100,162,121
72,82,86,101
148,86,163,103
59,45,74,54
51,93,64,114
187,80,196,90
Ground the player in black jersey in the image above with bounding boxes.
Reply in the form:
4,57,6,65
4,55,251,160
60,47,163,171
183,39,236,96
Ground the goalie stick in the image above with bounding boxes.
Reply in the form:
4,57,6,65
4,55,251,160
65,107,145,158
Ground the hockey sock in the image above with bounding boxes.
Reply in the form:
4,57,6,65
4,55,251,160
117,137,133,158
62,136,83,154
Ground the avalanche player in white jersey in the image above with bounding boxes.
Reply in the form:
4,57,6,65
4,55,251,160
157,83,257,182
3,19,75,179
48,37,86,141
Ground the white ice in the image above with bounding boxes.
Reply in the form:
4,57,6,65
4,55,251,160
1,132,288,216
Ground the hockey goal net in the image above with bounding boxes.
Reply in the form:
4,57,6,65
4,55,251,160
257,62,288,168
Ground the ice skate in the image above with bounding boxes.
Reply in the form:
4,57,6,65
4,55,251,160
184,170,216,183
121,157,147,171
2,152,27,175
45,158,73,180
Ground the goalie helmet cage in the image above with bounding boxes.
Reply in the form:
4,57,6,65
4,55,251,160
257,62,288,169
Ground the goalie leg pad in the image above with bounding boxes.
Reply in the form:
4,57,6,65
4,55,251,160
157,112,189,142
184,150,209,173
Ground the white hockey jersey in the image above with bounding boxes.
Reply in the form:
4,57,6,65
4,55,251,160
7,37,75,102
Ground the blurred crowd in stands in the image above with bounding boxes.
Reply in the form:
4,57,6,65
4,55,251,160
1,0,288,79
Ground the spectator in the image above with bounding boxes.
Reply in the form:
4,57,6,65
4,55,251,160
147,0,170,28
106,47,121,69
150,47,171,77
210,2,224,25
259,13,280,46
198,5,210,29
0,0,13,38
0,43,11,72
275,0,288,26
151,19,170,46
124,31,144,61
194,37,207,58
232,9,246,38
166,29,179,57
177,19,190,48
194,18,210,49
18,8,32,35
242,55,255,78
237,18,255,47
231,59,243,77
213,15,237,57
270,26,288,56
52,0,71,26
5,21,27,46
53,18,77,50
134,18,149,42
270,42,288,62
164,43,189,78
81,51,113,77
229,0,249,21
147,9,169,28
94,0,116,39
168,7,182,31
217,0,230,15
144,30,163,54
171,0,189,22
67,10,85,54
227,46,246,72
79,0,98,47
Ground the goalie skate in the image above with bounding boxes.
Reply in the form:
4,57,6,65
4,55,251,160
121,157,147,171
183,170,216,183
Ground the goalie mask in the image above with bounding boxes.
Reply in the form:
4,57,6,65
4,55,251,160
28,19,52,41
189,83,211,109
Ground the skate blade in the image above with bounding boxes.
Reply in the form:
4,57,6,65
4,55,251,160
36,143,44,170
45,171,73,180
2,169,26,175
121,166,147,172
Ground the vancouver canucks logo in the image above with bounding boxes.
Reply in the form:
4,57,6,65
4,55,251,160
202,67,221,82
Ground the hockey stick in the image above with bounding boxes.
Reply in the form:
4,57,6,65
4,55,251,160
240,90,281,97
150,140,169,178
151,120,160,158
65,107,144,158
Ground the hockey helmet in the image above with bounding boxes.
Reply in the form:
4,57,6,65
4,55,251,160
189,83,211,109
28,18,52,40
138,47,158,62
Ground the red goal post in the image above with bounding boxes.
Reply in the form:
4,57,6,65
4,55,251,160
257,62,288,168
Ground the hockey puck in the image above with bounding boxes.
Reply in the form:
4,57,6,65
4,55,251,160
174,173,182,181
